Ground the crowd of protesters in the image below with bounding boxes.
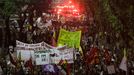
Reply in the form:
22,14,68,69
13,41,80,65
0,6,134,75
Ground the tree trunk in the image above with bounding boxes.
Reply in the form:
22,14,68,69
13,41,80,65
4,16,10,54
0,19,6,57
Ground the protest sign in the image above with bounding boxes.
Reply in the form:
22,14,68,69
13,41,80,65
61,48,74,63
35,48,74,65
16,40,26,47
35,49,62,65
42,64,59,73
35,50,50,65
16,40,74,64
49,49,62,64
107,65,116,74
16,40,44,61
17,50,34,61
16,40,67,50
58,29,81,48
16,40,44,50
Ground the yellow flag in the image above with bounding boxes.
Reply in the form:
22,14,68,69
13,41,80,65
53,31,56,39
63,60,68,64
124,48,127,57
79,46,83,56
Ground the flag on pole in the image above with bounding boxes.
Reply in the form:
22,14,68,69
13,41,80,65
58,59,68,65
67,63,71,75
104,49,111,65
57,65,67,75
85,47,99,64
9,52,17,66
119,49,127,71
58,59,64,65
52,31,57,47
79,46,83,56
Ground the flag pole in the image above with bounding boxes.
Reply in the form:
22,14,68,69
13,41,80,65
125,48,127,75
73,45,76,75
126,49,128,75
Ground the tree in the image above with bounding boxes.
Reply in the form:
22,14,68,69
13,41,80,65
0,0,38,55
79,0,133,74
0,0,17,56
81,0,133,49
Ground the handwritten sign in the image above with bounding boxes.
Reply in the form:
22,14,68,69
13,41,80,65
58,29,81,48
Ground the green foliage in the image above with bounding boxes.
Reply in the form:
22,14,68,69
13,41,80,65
83,0,133,49
0,0,38,17
1,0,16,17
101,0,122,32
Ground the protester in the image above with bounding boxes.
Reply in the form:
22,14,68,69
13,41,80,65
2,8,133,75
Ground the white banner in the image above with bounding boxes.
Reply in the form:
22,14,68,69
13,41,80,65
35,50,50,65
17,50,34,61
49,49,62,64
16,40,66,50
16,40,26,47
35,49,62,65
16,40,44,61
35,48,74,65
61,48,74,63
16,40,44,50
16,40,73,64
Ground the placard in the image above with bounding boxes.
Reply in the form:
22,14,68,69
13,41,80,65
35,50,50,65
17,50,34,61
58,29,81,48
61,48,74,63
16,40,44,50
35,48,74,65
49,49,62,64
107,65,115,74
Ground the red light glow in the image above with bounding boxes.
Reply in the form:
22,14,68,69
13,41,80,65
52,0,82,17
69,1,72,4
